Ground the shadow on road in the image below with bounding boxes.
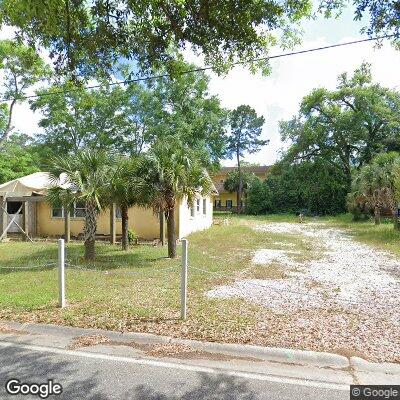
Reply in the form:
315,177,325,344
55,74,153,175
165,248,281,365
0,344,257,399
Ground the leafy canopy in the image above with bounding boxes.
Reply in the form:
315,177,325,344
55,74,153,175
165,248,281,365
0,39,49,145
0,0,313,76
134,137,213,212
0,134,40,184
226,105,267,160
281,63,400,184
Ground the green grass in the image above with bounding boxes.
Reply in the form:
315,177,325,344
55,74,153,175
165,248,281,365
1,212,398,344
319,213,400,256
0,216,276,341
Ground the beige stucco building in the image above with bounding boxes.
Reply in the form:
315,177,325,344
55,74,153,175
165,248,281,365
211,166,269,211
0,172,215,241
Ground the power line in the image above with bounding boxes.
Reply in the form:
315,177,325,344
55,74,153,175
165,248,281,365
0,34,395,104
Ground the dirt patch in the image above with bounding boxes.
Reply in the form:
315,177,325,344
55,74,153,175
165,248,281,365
0,323,28,335
69,334,109,349
107,340,262,362
330,347,370,361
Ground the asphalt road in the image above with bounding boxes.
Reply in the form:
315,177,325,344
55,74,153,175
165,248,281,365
0,342,349,400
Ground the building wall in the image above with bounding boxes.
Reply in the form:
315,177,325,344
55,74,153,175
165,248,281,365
212,170,267,208
213,192,238,208
35,196,213,240
36,202,161,240
177,195,213,238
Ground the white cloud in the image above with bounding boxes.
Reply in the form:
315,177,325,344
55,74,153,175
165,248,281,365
203,38,400,166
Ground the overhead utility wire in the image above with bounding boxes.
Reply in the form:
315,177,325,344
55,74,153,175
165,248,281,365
0,34,394,104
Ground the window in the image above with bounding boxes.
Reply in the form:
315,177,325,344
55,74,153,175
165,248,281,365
52,207,64,218
116,207,122,219
214,199,221,208
203,198,207,215
190,203,195,217
196,198,200,213
226,200,233,209
73,201,86,218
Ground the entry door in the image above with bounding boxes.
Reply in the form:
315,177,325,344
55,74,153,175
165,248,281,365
6,202,23,233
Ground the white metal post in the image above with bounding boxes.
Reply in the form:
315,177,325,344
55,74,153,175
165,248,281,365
181,238,188,320
58,238,66,308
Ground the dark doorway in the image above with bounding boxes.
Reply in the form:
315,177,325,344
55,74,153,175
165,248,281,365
7,202,23,214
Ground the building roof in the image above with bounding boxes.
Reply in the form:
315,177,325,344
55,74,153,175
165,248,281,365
214,165,270,175
211,165,269,194
0,172,71,197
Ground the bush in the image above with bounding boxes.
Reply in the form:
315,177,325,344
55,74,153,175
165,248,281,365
245,179,273,215
128,229,138,244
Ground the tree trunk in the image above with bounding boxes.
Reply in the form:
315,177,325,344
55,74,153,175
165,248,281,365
121,204,129,250
159,210,165,246
84,201,97,261
166,206,176,258
236,149,242,214
374,206,381,225
393,210,400,231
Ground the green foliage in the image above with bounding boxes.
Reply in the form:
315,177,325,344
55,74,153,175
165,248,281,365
47,149,114,211
47,149,115,260
226,105,267,161
145,65,229,166
0,0,312,76
0,40,49,145
31,65,228,165
281,63,400,185
0,134,40,183
127,229,138,244
245,179,273,215
319,1,400,48
223,170,257,194
31,81,148,156
135,137,213,212
264,159,348,215
349,152,400,217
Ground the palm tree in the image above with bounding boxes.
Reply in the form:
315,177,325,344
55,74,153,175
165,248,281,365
135,138,212,258
47,149,112,260
109,157,139,250
356,152,400,228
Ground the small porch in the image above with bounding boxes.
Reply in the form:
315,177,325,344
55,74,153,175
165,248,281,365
0,194,126,245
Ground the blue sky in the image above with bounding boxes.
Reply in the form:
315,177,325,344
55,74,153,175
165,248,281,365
2,5,399,166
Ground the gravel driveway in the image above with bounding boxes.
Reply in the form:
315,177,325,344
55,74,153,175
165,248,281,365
207,222,400,363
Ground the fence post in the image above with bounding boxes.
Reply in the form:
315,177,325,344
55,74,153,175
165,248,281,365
181,238,188,320
58,238,66,308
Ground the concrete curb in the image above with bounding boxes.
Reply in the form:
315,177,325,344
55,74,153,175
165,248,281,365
173,338,349,369
2,321,399,374
350,357,400,375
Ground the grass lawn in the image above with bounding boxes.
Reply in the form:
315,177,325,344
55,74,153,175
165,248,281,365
1,214,292,342
319,213,400,257
1,212,399,350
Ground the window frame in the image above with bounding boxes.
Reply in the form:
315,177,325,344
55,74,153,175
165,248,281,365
51,201,87,220
51,206,64,219
203,198,207,215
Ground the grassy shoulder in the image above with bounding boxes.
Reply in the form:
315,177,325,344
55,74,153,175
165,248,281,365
1,212,398,345
319,213,400,257
0,216,273,341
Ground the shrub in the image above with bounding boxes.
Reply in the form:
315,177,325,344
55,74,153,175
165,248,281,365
128,229,138,244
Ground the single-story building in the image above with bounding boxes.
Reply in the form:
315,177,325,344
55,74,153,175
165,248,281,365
211,166,269,211
0,172,216,241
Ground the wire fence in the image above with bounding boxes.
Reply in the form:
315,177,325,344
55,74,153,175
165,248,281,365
1,239,398,319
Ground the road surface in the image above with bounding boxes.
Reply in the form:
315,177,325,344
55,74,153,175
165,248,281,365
0,340,348,400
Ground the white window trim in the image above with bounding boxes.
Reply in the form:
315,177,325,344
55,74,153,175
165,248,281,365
51,202,86,220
